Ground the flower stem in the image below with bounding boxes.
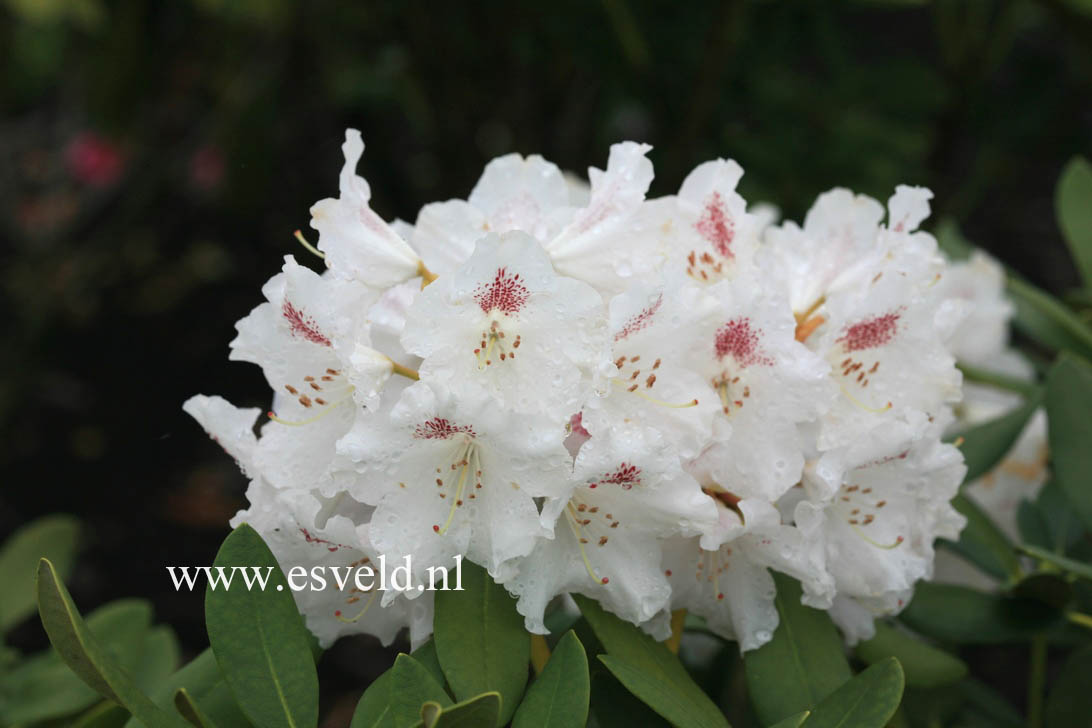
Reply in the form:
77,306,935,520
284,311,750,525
957,362,1040,398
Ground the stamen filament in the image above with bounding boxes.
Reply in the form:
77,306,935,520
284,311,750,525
334,590,378,623
615,380,698,408
268,395,352,426
390,359,420,381
566,504,608,585
839,384,892,414
293,229,325,260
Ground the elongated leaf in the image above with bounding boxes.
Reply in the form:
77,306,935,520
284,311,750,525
743,574,851,725
856,621,966,688
1009,276,1092,359
205,524,318,728
1,601,152,725
1021,544,1092,582
411,640,445,688
804,657,904,728
939,495,1020,582
351,654,452,728
950,395,1040,484
1045,354,1092,531
573,595,728,728
512,631,589,728
35,558,186,727
767,712,809,728
1045,644,1092,728
417,692,500,727
134,626,182,696
899,583,1062,643
1057,156,1092,287
433,561,528,726
589,668,669,727
0,514,80,633
176,687,218,727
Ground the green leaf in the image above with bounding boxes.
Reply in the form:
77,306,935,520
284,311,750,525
35,558,186,727
416,692,501,728
0,600,152,724
1021,544,1092,582
856,621,967,688
127,648,248,728
134,626,182,696
176,687,218,727
1008,276,1092,359
939,495,1020,583
573,595,728,728
743,574,852,725
899,583,1062,643
0,514,80,633
949,394,1040,484
588,669,669,727
1045,354,1092,532
205,523,318,728
767,712,809,728
1045,644,1092,728
803,657,904,728
73,702,132,728
512,631,589,728
1056,156,1092,288
433,560,528,726
351,654,452,728
411,640,446,689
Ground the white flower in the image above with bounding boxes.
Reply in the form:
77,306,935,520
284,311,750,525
503,418,717,635
231,481,433,649
310,129,428,288
686,273,834,501
228,256,377,491
402,231,608,421
412,153,575,277
931,250,1013,367
586,275,722,461
182,394,261,477
793,436,967,642
544,142,657,294
337,381,574,595
663,498,834,652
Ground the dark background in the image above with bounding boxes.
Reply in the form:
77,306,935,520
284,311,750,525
2,0,1090,721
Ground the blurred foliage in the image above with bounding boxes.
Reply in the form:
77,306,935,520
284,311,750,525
0,0,1089,718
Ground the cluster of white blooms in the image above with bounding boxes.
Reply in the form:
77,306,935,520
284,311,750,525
186,129,982,652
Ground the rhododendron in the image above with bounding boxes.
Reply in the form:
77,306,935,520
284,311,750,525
186,127,986,654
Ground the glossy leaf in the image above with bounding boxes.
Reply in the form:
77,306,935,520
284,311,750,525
35,558,186,727
411,640,446,688
205,524,318,728
939,495,1020,583
1045,644,1092,727
856,621,966,688
743,574,851,724
0,514,80,633
127,648,247,728
1056,156,1092,287
804,657,904,728
351,654,452,728
899,583,1062,643
433,561,528,726
949,394,1040,484
416,692,501,728
573,595,728,728
1045,354,1092,531
512,631,589,728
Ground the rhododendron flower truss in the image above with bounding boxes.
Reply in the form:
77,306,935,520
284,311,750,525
503,421,717,636
338,381,573,596
185,127,985,658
